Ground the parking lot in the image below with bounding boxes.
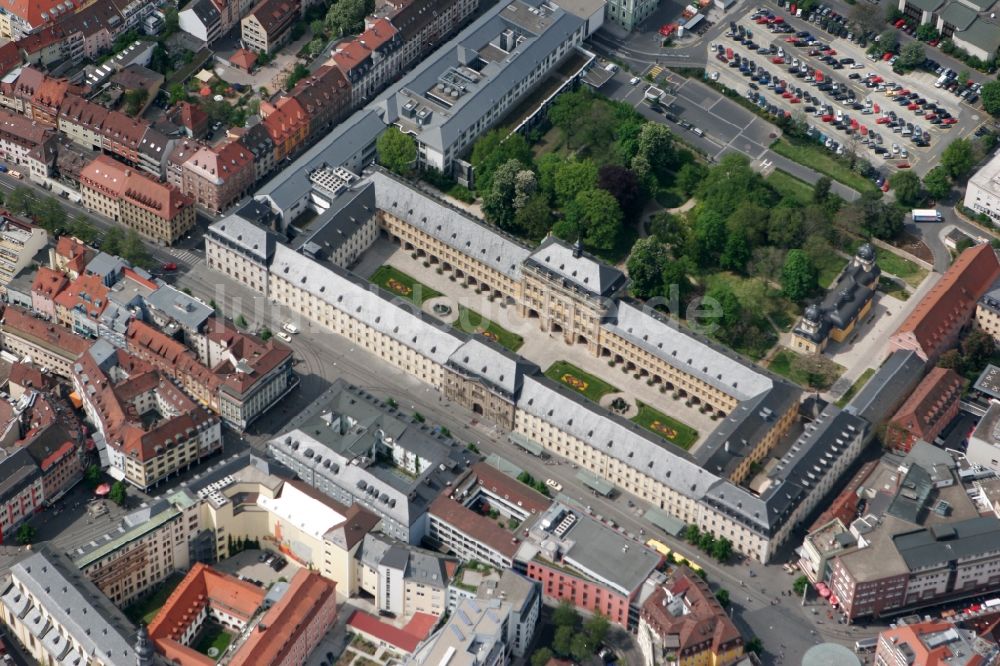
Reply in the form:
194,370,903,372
705,4,985,178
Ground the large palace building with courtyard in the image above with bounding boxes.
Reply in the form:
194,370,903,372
206,166,881,563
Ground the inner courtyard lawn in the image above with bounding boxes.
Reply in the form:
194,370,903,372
544,360,619,402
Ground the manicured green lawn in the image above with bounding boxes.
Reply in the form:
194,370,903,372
767,169,816,206
455,306,524,351
631,401,698,449
836,367,875,407
859,245,927,288
771,138,878,194
123,573,185,624
544,360,619,402
193,622,233,658
370,265,442,306
768,348,845,391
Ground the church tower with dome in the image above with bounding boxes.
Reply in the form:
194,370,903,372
791,243,881,354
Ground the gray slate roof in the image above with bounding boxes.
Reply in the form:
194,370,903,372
605,302,773,401
844,350,925,426
145,284,214,332
526,236,627,297
270,243,464,365
293,180,376,259
370,169,530,280
516,375,716,499
3,544,138,666
255,108,384,214
208,213,277,264
939,1,978,30
954,18,1000,54
446,338,536,397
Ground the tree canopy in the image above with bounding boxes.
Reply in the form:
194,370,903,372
781,249,818,301
890,171,923,206
982,81,1000,116
376,127,417,175
922,166,952,201
941,139,975,180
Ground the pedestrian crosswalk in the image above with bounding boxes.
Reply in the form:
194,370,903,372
167,249,201,265
648,65,665,80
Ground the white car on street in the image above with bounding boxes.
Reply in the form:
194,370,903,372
545,479,563,493
282,322,299,334
276,331,292,342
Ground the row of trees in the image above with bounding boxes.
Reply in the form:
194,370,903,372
682,524,734,562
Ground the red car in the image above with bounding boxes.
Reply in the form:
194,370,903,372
929,39,939,46
162,262,178,271
881,181,890,192
942,117,958,125
897,162,911,168
882,52,893,61
908,103,919,110
822,114,834,122
925,113,937,120
822,48,837,55
772,16,784,23
772,56,785,63
782,91,792,98
894,18,906,27
897,89,910,96
755,16,769,23
790,97,801,103
876,116,890,124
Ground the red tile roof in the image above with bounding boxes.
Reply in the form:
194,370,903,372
202,318,292,395
890,244,1000,361
31,75,67,110
149,563,265,664
346,611,438,654
31,266,68,300
640,567,743,660
228,570,336,666
358,18,397,51
0,0,82,28
75,346,218,462
2,305,92,358
229,48,257,71
54,235,92,275
887,367,963,451
173,101,208,134
331,40,371,74
183,141,253,185
876,621,984,666
15,24,63,54
0,43,20,77
125,319,222,394
260,96,307,143
53,272,108,321
8,360,49,392
80,155,193,221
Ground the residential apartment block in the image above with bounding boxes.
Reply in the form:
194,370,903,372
79,155,196,245
176,141,255,214
73,340,224,491
0,447,42,543
407,598,510,665
69,498,191,606
240,0,299,54
0,212,48,292
0,304,92,377
637,566,745,666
